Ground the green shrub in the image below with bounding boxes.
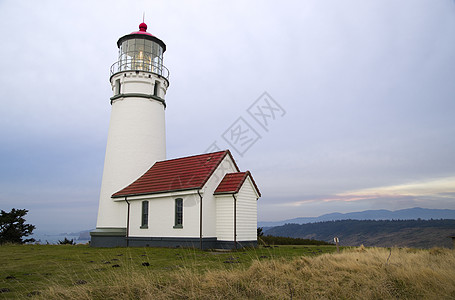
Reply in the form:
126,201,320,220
58,237,76,245
261,235,332,245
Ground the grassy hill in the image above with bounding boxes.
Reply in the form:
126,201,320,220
264,219,455,248
1,244,455,299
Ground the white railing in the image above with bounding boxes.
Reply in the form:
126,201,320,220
110,59,169,79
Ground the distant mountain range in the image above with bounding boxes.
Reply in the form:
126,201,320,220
263,219,455,248
258,207,455,228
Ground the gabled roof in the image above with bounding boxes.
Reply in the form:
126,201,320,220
214,171,261,197
112,150,239,198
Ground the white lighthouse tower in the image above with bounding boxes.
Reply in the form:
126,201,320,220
91,22,169,246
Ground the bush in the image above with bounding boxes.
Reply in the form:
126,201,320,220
58,237,76,245
261,235,332,246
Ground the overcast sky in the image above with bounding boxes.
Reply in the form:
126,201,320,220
1,0,454,233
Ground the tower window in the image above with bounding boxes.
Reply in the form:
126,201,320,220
154,80,160,97
115,79,121,95
141,201,149,228
174,198,183,228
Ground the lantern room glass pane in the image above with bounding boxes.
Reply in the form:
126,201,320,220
135,39,145,52
145,40,152,52
114,37,165,75
121,41,127,55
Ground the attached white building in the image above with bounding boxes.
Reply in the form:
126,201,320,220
90,23,261,249
92,150,260,248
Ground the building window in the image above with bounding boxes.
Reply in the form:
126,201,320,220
174,198,183,228
141,201,149,228
115,79,121,95
154,80,160,97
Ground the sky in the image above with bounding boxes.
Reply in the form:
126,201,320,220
0,0,454,233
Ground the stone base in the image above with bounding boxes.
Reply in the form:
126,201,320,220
90,229,257,249
127,237,218,249
216,240,258,249
90,228,127,247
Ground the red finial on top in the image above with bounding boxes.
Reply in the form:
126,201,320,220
139,22,147,32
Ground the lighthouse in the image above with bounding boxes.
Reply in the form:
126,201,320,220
91,22,169,245
91,23,260,249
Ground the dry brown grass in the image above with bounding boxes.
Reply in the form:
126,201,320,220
36,247,455,300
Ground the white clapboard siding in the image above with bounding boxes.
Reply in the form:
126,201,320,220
215,176,258,242
236,177,258,241
203,155,238,237
216,195,234,241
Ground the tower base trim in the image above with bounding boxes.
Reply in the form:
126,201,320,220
110,93,166,107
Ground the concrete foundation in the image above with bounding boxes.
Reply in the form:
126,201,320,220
90,230,257,249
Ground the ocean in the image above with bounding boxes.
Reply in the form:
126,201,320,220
30,232,91,245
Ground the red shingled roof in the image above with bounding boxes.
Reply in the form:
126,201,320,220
214,171,261,197
112,150,239,198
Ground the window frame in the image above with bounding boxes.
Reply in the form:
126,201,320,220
140,200,149,229
115,79,121,95
174,198,183,229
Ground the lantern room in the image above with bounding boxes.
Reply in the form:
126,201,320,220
110,23,169,79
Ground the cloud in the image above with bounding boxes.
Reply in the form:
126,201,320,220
273,177,455,215
338,176,455,199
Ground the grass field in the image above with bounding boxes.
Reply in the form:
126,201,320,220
1,244,454,299
0,244,334,299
